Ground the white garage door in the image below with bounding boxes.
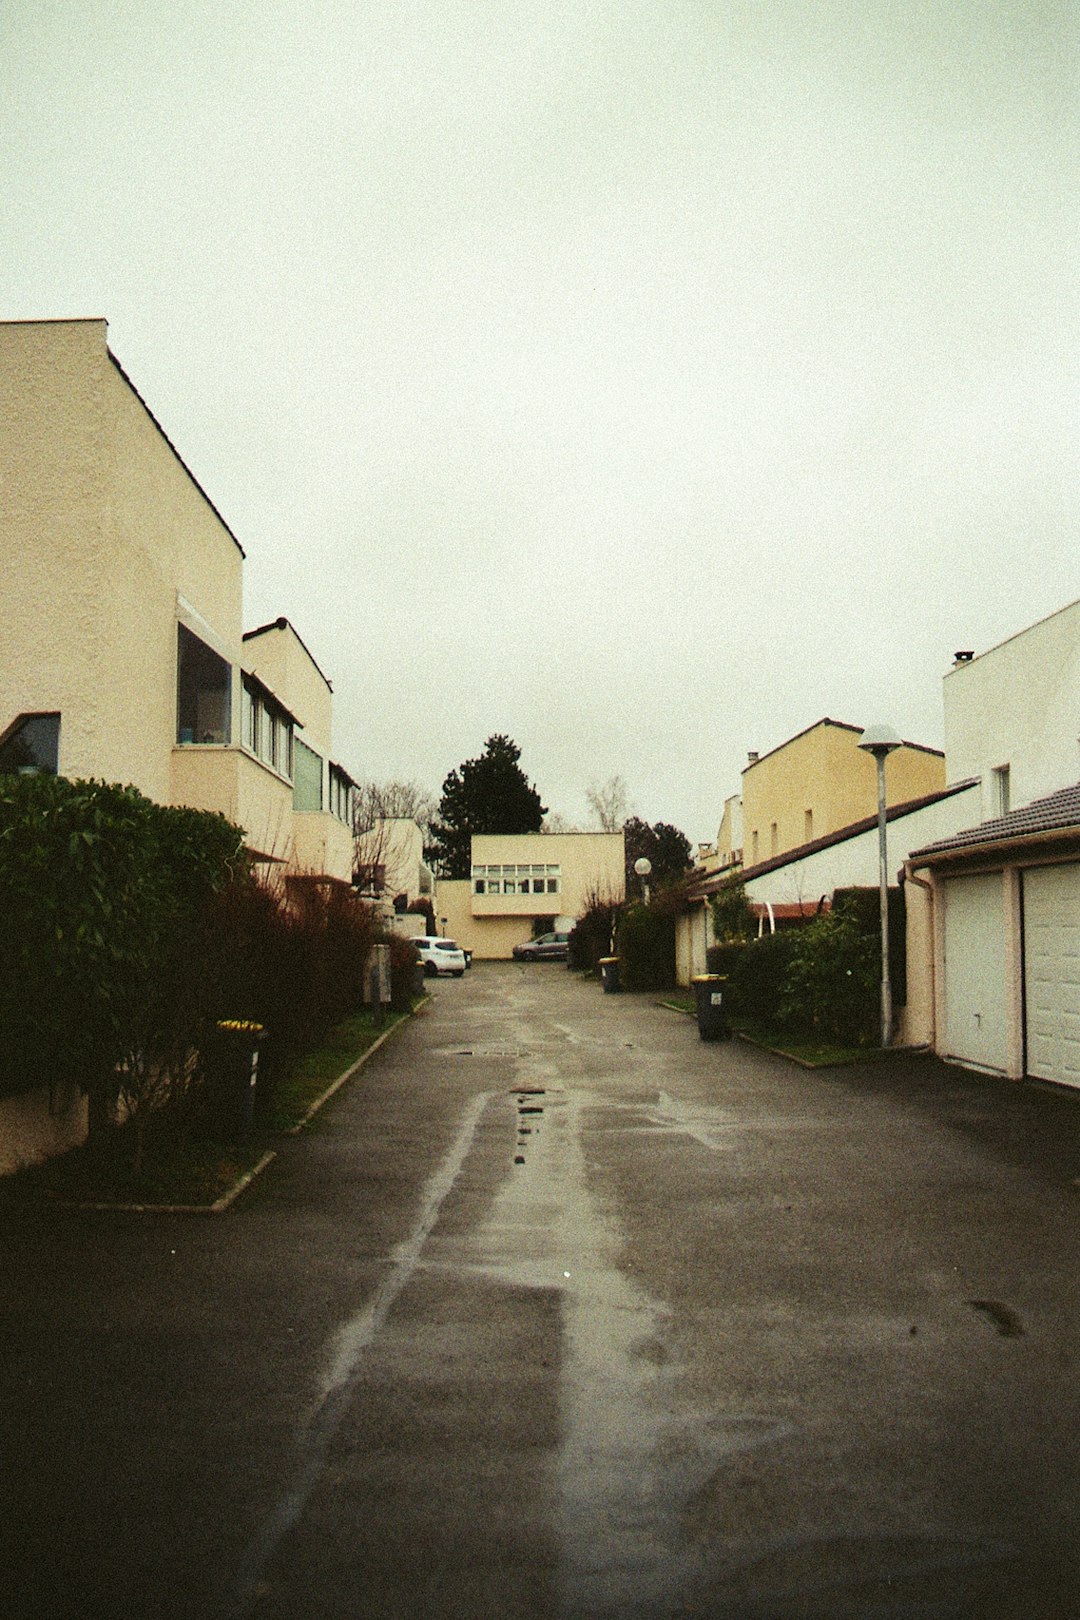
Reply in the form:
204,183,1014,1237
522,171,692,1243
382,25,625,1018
942,873,1008,1073
1023,864,1080,1089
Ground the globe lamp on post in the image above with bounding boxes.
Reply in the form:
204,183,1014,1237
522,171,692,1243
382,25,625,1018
633,856,652,907
858,724,902,1048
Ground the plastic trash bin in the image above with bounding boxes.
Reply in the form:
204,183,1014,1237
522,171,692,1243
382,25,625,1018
206,1020,265,1142
599,956,621,994
691,975,728,1041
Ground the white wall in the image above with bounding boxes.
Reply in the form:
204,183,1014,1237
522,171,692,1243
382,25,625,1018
944,598,1080,818
742,783,981,909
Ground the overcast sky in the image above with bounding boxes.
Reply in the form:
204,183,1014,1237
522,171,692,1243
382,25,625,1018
3,0,1077,841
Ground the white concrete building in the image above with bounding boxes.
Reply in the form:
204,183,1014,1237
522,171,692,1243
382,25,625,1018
905,600,1080,1087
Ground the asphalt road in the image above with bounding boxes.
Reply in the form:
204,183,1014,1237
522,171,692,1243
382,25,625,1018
4,963,1080,1619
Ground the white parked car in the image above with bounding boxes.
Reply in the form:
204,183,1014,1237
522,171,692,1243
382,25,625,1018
414,936,467,977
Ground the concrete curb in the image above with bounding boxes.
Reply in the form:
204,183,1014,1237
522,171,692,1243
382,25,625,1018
54,1150,281,1216
284,999,427,1135
51,997,431,1216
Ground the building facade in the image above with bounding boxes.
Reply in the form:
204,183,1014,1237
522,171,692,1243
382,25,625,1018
905,601,1080,1088
435,831,625,958
0,318,359,1171
0,318,356,881
737,719,945,868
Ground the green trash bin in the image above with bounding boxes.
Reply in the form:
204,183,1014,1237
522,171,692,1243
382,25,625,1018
691,974,728,1041
599,956,621,994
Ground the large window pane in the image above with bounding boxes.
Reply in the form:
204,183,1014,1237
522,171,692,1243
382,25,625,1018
0,712,60,775
177,624,231,745
294,738,323,811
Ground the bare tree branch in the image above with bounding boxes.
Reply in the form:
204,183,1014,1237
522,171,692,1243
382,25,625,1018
585,774,632,833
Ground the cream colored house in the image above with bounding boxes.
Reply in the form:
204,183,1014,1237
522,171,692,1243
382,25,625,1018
677,778,980,991
242,617,356,881
904,601,1080,1087
738,718,945,867
677,717,953,993
0,318,359,1171
353,817,434,910
0,318,356,881
436,831,625,958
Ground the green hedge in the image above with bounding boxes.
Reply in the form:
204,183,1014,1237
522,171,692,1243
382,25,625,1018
705,888,900,1047
568,898,618,974
0,777,392,1157
0,775,245,1106
616,902,676,991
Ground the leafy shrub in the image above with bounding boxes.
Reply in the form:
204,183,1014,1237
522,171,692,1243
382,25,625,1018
0,775,245,1119
832,885,906,1007
201,876,377,1069
709,880,754,944
0,776,391,1161
569,895,619,974
385,932,421,1012
407,896,436,934
715,932,800,1027
777,905,880,1045
616,901,677,991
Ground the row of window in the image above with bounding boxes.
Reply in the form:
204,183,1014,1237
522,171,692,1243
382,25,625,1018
178,626,352,822
242,678,294,780
473,863,561,896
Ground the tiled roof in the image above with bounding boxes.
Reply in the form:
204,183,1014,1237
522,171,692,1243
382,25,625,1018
911,782,1080,861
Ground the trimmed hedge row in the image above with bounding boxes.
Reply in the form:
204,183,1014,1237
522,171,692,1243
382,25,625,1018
0,776,406,1151
706,890,899,1046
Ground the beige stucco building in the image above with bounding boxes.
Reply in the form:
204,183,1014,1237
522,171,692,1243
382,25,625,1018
735,719,945,868
0,318,359,1170
0,318,356,881
353,817,434,911
436,831,625,958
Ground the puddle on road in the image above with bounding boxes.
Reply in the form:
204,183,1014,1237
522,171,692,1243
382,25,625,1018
458,1082,792,1617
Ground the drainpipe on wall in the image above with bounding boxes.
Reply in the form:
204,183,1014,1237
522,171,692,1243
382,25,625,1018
903,860,936,1051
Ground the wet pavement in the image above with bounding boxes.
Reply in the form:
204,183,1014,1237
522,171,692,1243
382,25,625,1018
4,963,1080,1618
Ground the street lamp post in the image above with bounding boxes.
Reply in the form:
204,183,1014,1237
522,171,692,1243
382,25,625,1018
858,725,902,1048
633,856,652,907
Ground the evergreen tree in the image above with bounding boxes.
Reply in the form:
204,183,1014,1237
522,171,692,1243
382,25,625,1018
428,735,547,877
623,815,693,894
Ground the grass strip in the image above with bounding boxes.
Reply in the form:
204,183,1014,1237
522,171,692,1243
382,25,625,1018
4,1002,421,1211
266,1007,409,1132
655,996,879,1068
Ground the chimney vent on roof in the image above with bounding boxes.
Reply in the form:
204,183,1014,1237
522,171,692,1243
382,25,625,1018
747,751,759,764
954,650,974,663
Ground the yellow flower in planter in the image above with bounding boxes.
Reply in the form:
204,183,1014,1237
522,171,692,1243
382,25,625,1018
216,1019,265,1035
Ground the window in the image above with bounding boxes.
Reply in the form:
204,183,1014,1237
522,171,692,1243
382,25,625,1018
0,712,60,776
804,809,813,842
992,764,1010,818
329,765,353,824
242,683,261,754
770,822,778,856
294,738,323,811
240,673,294,780
472,862,560,896
177,624,231,745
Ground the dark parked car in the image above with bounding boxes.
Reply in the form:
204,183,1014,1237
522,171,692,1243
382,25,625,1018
512,931,570,962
